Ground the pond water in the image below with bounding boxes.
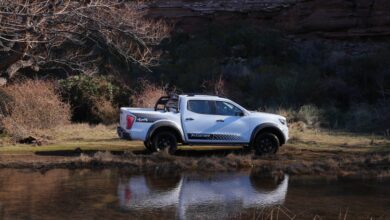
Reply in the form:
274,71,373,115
0,169,389,220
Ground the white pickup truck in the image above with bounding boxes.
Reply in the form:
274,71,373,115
118,94,288,155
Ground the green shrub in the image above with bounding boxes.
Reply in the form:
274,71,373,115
344,104,375,132
321,105,346,129
344,102,390,133
59,75,120,124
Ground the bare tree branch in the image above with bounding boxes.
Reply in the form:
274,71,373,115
0,0,170,78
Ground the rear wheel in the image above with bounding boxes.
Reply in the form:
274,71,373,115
252,133,279,155
242,145,252,154
117,127,124,139
144,141,155,152
152,131,177,155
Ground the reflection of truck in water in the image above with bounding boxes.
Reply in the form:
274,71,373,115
118,173,288,219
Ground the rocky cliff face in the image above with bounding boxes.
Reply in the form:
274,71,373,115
144,0,390,38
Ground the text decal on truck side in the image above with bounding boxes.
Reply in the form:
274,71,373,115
187,133,241,141
133,113,164,123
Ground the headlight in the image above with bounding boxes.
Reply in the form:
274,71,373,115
279,118,286,125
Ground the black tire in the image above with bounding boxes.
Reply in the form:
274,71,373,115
117,128,124,139
242,145,252,154
152,131,177,154
252,133,279,155
144,141,155,152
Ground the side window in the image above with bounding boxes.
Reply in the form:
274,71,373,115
187,100,214,115
215,101,243,116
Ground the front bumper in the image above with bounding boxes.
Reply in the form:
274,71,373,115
117,127,132,140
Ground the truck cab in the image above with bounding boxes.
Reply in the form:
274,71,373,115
118,94,288,155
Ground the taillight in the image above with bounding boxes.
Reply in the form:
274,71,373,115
126,115,135,129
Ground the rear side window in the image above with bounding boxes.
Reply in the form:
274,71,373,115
187,100,214,114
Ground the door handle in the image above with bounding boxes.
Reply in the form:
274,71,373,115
185,118,194,121
216,119,224,122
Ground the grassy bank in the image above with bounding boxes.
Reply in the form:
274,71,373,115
0,124,389,177
0,124,389,178
0,123,389,154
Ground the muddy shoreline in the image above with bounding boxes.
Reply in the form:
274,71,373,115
0,147,389,178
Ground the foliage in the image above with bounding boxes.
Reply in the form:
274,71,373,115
59,75,121,124
1,13,389,134
155,21,390,133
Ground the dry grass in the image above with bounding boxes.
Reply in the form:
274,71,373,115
45,123,142,150
91,98,118,125
0,123,140,152
233,206,358,220
130,79,170,108
287,123,390,152
0,80,71,141
50,123,117,142
270,106,323,129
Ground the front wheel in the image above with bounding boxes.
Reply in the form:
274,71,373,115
152,131,177,155
252,133,279,155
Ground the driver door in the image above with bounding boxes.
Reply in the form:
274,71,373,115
210,101,249,143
